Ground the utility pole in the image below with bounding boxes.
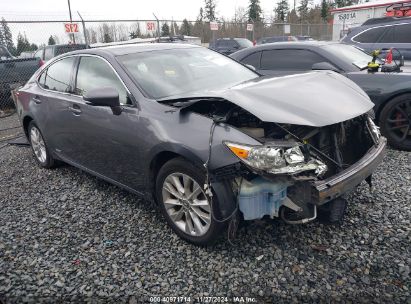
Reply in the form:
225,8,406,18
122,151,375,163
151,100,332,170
153,13,160,42
77,11,88,46
67,0,76,43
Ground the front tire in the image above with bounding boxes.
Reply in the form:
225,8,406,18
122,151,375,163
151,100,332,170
379,94,411,151
28,121,56,168
155,158,224,245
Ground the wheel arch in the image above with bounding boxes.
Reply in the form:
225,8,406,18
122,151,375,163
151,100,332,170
147,144,205,196
22,115,34,137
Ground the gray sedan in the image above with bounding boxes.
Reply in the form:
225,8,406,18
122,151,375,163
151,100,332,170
16,44,386,245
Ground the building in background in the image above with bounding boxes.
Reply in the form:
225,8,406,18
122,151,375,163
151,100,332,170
331,0,411,40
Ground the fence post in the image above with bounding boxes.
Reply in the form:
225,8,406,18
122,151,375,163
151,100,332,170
77,11,88,46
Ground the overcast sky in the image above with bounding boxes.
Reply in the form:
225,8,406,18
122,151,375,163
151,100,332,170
2,0,292,21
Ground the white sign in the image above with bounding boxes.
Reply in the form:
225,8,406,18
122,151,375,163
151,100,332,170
246,23,253,32
146,22,156,32
284,24,291,34
64,23,79,33
210,22,218,31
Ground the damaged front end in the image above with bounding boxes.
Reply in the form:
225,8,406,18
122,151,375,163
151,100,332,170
198,101,386,224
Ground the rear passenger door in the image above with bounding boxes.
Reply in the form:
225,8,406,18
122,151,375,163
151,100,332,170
258,49,330,76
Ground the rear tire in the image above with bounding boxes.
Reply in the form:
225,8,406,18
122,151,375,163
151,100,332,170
379,94,411,151
28,121,57,168
155,158,224,245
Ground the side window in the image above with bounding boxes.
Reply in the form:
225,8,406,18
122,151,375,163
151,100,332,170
241,52,262,69
394,24,411,43
75,56,129,105
44,47,54,61
379,26,395,43
353,26,387,43
34,49,43,60
38,57,75,92
261,49,327,70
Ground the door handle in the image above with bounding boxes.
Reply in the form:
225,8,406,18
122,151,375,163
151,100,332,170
68,105,82,115
32,96,42,104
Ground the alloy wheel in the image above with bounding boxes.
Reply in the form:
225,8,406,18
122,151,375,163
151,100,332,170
30,126,47,163
161,172,211,236
385,100,411,144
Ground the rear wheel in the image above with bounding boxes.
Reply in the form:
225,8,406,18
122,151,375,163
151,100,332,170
155,158,224,245
28,121,57,168
379,94,411,151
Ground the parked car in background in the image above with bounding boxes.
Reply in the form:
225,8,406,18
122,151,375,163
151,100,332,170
296,35,315,41
256,36,298,44
209,38,253,55
16,44,385,245
19,51,35,59
34,43,88,64
231,41,411,150
0,45,41,107
342,17,411,60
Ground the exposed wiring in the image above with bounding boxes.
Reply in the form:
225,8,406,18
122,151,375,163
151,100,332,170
204,120,242,225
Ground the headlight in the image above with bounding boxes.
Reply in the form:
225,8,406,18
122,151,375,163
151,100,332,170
224,142,327,176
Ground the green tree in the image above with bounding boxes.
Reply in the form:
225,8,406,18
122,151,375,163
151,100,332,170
103,33,112,43
248,0,263,22
48,35,56,45
298,0,312,21
180,19,192,36
204,0,216,21
0,18,16,54
275,0,289,22
321,0,329,22
161,23,170,36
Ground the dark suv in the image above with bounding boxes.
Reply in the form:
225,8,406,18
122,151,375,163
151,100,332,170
209,38,253,55
342,17,411,59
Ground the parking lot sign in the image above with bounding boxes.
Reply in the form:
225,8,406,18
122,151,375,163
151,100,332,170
247,23,253,32
210,22,218,31
64,23,79,33
146,22,156,32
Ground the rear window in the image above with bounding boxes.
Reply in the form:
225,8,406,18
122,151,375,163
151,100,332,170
236,39,253,48
241,52,261,69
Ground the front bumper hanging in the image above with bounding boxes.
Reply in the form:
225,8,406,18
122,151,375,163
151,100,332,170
312,137,387,205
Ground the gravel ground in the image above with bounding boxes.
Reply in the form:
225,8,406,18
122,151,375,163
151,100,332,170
0,115,410,303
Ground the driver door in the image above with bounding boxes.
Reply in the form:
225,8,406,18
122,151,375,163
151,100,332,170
59,55,146,190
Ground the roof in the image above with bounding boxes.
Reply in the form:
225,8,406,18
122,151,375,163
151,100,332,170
72,43,201,56
331,0,411,13
252,41,338,49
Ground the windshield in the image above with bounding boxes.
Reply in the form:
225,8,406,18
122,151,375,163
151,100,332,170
119,47,258,99
237,39,253,48
322,44,381,70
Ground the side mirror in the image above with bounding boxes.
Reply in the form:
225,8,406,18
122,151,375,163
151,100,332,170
83,87,122,115
312,62,340,73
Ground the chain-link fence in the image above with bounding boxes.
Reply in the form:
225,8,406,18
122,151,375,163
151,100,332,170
0,17,342,119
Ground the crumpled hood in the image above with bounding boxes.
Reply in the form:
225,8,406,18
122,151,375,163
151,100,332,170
218,71,373,127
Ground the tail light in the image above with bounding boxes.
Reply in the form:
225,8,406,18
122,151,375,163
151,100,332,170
39,59,45,67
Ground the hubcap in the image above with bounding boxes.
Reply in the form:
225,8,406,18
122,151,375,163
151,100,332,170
386,100,411,144
30,127,47,163
162,173,211,237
